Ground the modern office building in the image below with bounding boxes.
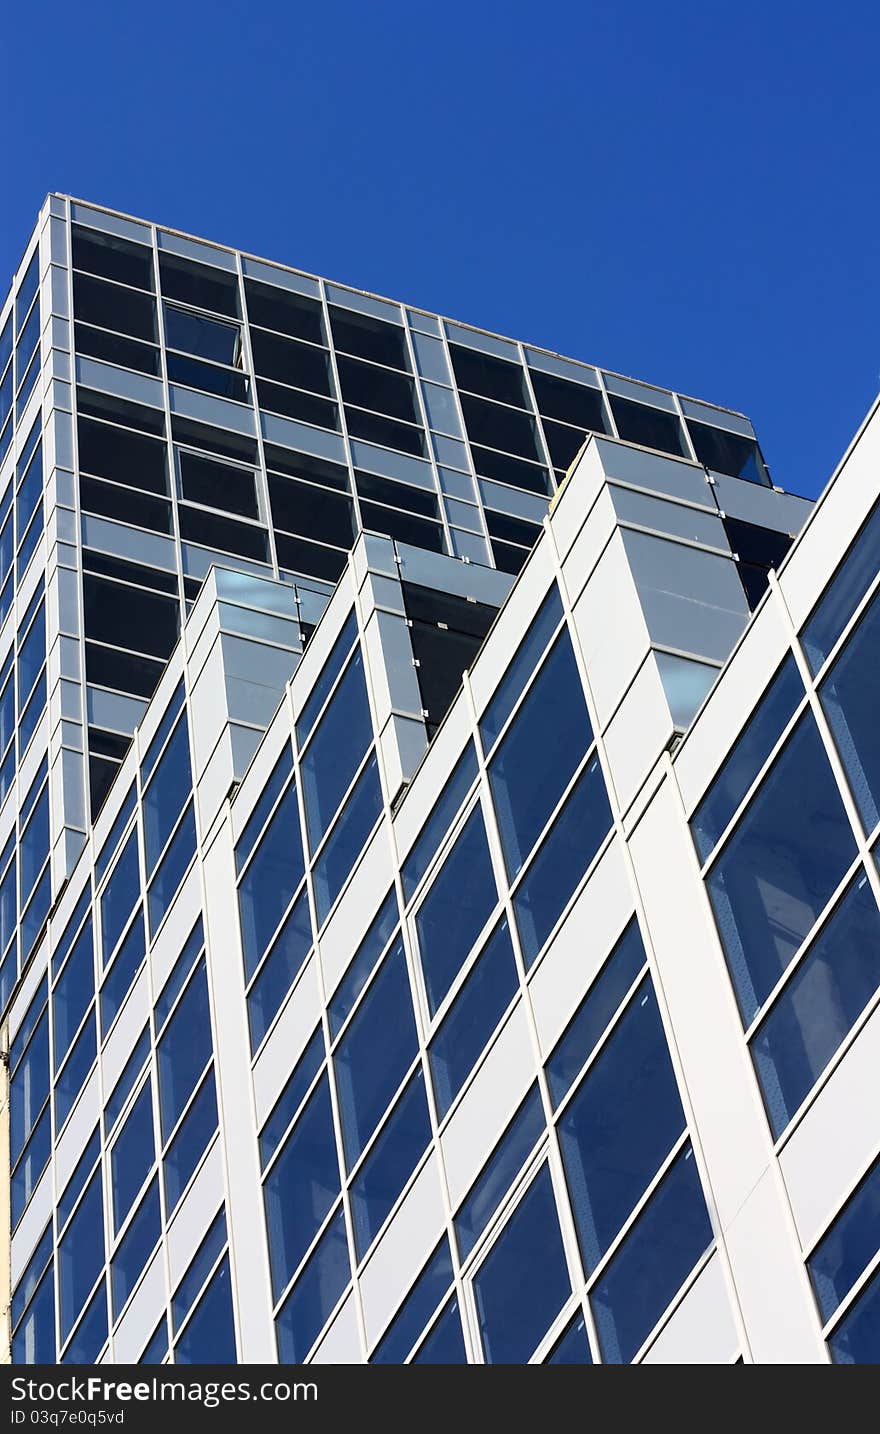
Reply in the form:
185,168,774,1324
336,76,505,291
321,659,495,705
2,194,878,1366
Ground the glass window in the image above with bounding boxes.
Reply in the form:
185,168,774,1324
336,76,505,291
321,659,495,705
143,717,192,874
58,1168,105,1344
62,1283,107,1365
247,888,312,1051
829,1266,880,1364
809,1155,880,1325
429,920,518,1118
312,753,383,925
237,781,304,979
608,396,685,457
173,1210,227,1331
105,1027,149,1133
100,909,146,1035
546,918,647,1107
275,1209,350,1363
489,630,591,878
301,649,372,850
157,960,212,1140
12,1264,55,1364
110,1079,155,1231
415,806,497,1015
159,253,239,318
328,890,398,1038
351,1068,432,1259
163,1070,218,1213
688,420,769,484
175,1255,237,1365
473,1165,571,1364
411,1297,467,1363
234,744,293,874
139,1319,169,1365
334,941,417,1169
245,279,324,344
706,714,857,1024
165,304,240,365
370,1238,454,1364
690,654,803,862
72,224,154,291
55,1016,97,1128
100,829,140,964
455,1084,545,1261
263,1075,339,1300
329,307,408,371
820,588,880,834
294,611,358,748
557,977,684,1272
514,754,612,967
401,743,478,902
802,497,880,675
751,871,880,1136
53,918,95,1072
590,1145,712,1364
547,1310,592,1364
112,1178,161,1318
259,1028,325,1169
12,1224,52,1330
155,919,203,1034
58,1130,100,1232
12,1107,51,1226
147,802,197,937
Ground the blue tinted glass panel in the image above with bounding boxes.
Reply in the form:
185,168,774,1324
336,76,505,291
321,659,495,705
809,1156,880,1324
260,1028,325,1169
100,909,146,1036
474,1166,571,1364
411,1298,467,1363
100,829,140,964
141,684,184,784
105,1027,149,1133
62,1283,107,1365
558,977,684,1272
17,603,45,702
547,1311,592,1364
546,918,647,1107
402,743,478,901
690,654,803,862
58,1129,100,1232
429,920,518,1118
295,610,357,748
752,871,880,1136
154,918,204,1034
11,1007,49,1161
351,1068,432,1259
22,866,52,962
829,1266,880,1364
58,1168,106,1343
302,648,372,849
19,673,46,756
20,787,49,901
96,786,136,884
415,805,497,1014
143,716,192,874
16,253,39,328
264,1076,340,1300
802,499,880,675
175,1255,237,1365
237,782,304,979
139,1320,169,1365
455,1084,545,1261
591,1145,712,1364
820,590,880,833
163,1070,218,1213
371,1239,454,1364
334,942,417,1169
55,1015,97,1129
247,889,312,1051
53,919,95,1071
12,1224,53,1329
489,631,591,879
707,714,857,1025
12,1266,55,1363
514,754,612,967
9,967,44,1075
157,960,212,1140
480,585,563,751
328,890,398,1037
110,1079,155,1231
313,752,382,925
275,1209,349,1363
234,743,293,874
147,803,196,938
112,1179,161,1317
11,1106,51,1226
173,1209,227,1331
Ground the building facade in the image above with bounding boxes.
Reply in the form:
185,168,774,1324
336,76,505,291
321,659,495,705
3,196,878,1365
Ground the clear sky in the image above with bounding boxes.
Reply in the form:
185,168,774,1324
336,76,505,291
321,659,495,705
7,0,879,500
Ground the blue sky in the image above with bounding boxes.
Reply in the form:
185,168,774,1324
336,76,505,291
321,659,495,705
7,0,879,500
